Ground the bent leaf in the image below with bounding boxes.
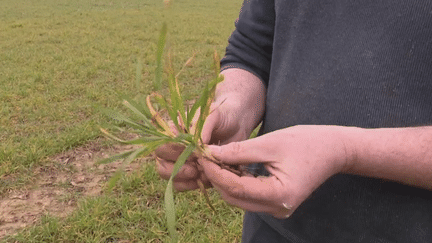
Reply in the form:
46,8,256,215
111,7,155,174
146,95,175,137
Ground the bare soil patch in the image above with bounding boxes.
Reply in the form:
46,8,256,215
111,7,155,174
0,139,144,239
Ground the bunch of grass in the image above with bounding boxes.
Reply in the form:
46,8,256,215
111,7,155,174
99,19,243,241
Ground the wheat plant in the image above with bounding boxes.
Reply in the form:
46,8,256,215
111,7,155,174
99,18,234,241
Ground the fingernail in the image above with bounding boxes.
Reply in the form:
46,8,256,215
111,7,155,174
282,203,292,219
282,203,292,210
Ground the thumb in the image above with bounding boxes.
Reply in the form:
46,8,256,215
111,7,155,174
200,109,221,144
207,137,271,165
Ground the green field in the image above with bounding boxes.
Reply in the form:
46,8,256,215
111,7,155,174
0,0,244,241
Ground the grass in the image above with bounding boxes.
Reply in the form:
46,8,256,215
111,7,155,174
0,0,244,241
3,163,244,242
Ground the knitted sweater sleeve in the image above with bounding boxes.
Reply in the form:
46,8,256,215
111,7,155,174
220,0,275,86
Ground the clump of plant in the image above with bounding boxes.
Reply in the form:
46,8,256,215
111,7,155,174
99,17,245,240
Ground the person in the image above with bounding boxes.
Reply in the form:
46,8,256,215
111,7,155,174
156,1,432,242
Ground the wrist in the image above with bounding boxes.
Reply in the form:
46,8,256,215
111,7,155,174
336,126,364,174
340,126,432,189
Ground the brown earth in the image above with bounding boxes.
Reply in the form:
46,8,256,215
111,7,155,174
0,139,144,239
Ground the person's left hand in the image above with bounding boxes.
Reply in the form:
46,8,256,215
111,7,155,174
199,125,354,219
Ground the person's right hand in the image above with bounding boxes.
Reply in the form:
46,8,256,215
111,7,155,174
155,101,253,192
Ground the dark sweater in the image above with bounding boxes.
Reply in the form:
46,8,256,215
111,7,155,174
221,1,432,242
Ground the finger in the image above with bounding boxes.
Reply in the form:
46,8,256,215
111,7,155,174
200,158,283,202
207,135,276,165
202,160,293,218
154,143,184,161
157,158,210,191
172,181,199,191
154,143,198,162
215,189,276,214
172,178,211,192
156,157,198,181
172,171,212,192
213,187,292,219
201,109,221,144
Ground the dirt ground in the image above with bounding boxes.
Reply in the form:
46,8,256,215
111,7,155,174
0,140,143,239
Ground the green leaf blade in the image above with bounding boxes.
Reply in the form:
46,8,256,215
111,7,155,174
101,108,150,132
121,95,152,125
164,144,195,242
155,22,168,91
97,150,135,165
